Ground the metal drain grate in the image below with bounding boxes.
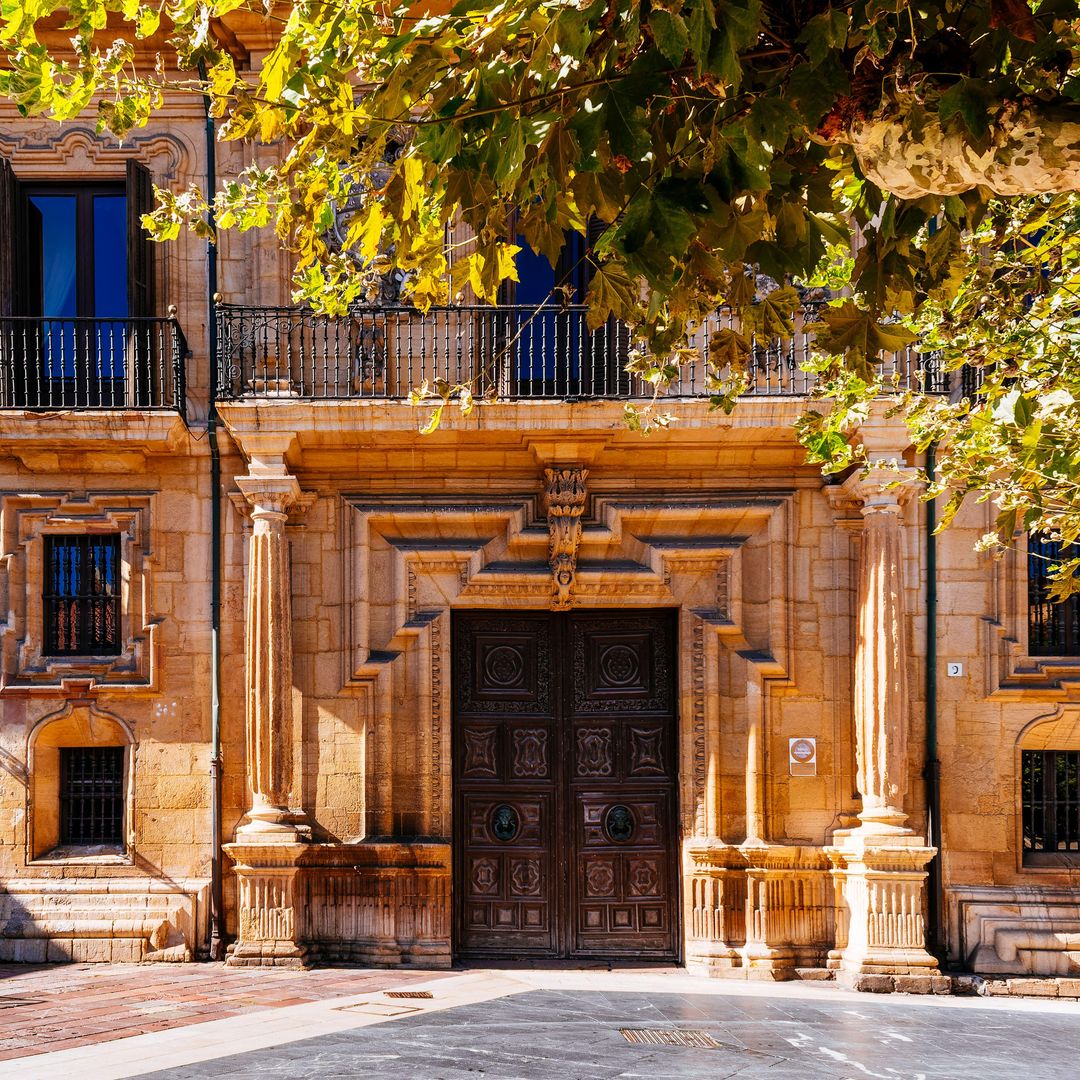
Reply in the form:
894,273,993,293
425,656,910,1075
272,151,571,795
620,1029,721,1049
384,990,433,999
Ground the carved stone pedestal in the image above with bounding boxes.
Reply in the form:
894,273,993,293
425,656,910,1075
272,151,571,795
741,844,832,980
224,842,309,968
684,842,746,976
827,832,939,989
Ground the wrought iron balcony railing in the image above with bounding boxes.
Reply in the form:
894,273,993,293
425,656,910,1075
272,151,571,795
0,317,188,416
216,303,947,402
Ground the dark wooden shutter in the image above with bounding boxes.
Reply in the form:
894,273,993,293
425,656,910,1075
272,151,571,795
126,159,156,319
0,154,19,317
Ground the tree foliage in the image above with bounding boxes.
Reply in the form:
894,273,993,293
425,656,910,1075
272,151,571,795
4,0,1080,587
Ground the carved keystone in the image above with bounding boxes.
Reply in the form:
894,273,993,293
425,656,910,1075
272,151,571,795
543,467,588,611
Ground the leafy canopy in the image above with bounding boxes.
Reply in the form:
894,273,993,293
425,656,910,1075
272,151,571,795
4,0,1080,587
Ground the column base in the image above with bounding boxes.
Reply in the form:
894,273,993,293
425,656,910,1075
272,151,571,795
827,831,939,990
225,940,310,969
224,840,308,968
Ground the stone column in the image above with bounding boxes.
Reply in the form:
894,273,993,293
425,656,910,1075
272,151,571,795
827,464,940,989
853,474,913,833
234,473,304,839
224,447,310,967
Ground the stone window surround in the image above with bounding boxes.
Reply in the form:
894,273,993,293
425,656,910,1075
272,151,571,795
0,491,160,694
1014,706,1080,873
25,700,137,865
987,534,1080,694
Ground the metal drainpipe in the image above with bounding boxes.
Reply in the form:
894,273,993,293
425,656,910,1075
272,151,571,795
197,58,226,961
924,443,944,961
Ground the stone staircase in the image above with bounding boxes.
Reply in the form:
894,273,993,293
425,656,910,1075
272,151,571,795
0,877,208,962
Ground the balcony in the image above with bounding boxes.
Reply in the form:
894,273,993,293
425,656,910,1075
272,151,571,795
217,304,947,402
0,317,188,416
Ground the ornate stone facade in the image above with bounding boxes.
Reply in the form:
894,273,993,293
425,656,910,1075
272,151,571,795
0,97,1078,983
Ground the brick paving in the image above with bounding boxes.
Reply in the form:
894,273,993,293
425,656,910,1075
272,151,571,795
0,963,452,1061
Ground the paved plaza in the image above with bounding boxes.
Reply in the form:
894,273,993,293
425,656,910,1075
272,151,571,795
0,965,1078,1079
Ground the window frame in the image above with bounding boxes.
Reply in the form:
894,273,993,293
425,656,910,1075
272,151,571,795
22,181,127,320
1027,537,1080,658
1021,747,1080,867
42,532,123,658
58,745,126,849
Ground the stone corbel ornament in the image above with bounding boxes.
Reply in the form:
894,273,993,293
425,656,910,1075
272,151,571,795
543,467,588,611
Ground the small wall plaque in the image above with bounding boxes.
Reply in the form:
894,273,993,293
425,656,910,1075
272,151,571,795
789,737,817,776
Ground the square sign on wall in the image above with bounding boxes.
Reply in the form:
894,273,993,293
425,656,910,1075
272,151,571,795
789,737,817,777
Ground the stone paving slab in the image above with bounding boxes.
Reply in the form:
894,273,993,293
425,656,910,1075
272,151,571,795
136,984,1080,1080
3,967,1080,1080
0,962,452,1060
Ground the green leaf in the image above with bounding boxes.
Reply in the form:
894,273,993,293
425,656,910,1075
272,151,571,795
797,8,849,67
743,284,800,339
938,78,996,141
808,300,918,361
586,263,637,329
649,9,690,65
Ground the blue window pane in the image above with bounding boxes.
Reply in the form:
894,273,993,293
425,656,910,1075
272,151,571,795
30,195,76,318
94,196,128,381
93,195,128,318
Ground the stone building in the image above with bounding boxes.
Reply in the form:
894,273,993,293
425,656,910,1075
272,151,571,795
1,51,1079,984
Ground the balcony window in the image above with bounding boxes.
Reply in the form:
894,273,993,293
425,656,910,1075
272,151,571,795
0,158,182,410
43,534,121,657
1027,537,1080,657
508,228,631,397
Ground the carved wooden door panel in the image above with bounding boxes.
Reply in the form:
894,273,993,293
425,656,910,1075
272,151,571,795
454,614,559,957
453,609,678,961
569,611,677,958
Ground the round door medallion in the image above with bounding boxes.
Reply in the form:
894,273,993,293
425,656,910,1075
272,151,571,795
491,804,520,842
604,804,635,843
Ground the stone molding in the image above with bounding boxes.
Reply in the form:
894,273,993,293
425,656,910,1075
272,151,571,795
24,698,137,862
950,884,1080,976
0,126,190,183
341,491,795,848
0,491,161,695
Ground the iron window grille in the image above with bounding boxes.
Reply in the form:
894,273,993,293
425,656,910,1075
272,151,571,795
1027,537,1080,657
43,534,121,656
59,746,125,847
1022,749,1080,856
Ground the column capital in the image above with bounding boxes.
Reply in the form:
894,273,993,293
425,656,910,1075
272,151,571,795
839,462,922,515
235,475,304,522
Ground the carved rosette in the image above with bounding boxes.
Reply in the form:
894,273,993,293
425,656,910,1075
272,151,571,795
543,467,588,611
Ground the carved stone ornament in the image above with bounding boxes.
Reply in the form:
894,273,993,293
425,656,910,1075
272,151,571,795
543,467,588,611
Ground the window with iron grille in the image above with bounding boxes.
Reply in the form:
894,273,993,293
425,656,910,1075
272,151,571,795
43,534,121,656
59,746,125,847
1027,537,1080,657
1022,749,1080,859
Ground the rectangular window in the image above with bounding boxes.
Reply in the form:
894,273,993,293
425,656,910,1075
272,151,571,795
59,746,125,847
43,534,121,656
1022,749,1080,857
1027,537,1080,656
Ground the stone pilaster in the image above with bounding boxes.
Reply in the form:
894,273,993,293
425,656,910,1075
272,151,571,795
828,463,938,987
234,473,305,839
225,449,310,967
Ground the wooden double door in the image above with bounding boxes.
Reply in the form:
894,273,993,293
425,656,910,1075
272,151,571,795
453,610,679,961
